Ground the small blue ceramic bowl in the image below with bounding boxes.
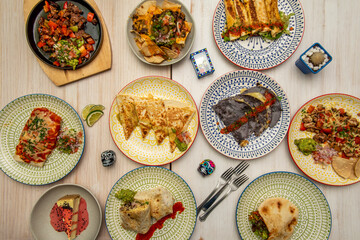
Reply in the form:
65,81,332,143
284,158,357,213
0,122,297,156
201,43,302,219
295,43,332,74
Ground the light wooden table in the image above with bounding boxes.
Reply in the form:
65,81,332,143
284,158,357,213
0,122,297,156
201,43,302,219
1,0,359,239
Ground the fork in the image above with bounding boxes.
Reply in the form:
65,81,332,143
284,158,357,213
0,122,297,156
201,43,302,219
199,174,249,222
196,167,234,215
200,161,249,211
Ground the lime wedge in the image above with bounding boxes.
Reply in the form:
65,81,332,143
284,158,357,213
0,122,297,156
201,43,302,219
81,104,95,120
89,104,105,113
86,110,104,127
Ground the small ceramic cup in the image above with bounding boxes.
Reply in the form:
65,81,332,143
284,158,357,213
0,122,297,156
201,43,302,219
295,43,332,74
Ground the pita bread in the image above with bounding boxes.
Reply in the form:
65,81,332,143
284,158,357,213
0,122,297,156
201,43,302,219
146,96,168,145
164,100,195,152
116,95,138,140
332,156,358,179
258,198,299,240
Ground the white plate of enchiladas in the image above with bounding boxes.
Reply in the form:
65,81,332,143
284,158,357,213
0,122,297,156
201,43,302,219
109,76,199,166
213,0,305,70
105,166,197,240
0,94,85,185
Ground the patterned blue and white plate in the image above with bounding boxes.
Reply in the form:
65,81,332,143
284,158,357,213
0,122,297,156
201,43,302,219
213,0,305,70
200,70,290,160
236,172,331,240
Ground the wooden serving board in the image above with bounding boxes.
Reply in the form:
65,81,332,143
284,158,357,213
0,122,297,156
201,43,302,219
23,0,112,86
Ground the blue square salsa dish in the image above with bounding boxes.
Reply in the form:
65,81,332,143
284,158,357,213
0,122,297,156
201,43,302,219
190,48,215,78
295,43,332,74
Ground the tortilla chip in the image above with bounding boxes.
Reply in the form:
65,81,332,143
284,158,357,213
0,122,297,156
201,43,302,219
162,0,181,12
355,159,360,178
332,156,358,179
135,1,156,15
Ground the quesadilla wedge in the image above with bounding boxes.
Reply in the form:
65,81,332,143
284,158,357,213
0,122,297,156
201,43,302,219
116,95,138,140
164,100,195,152
146,96,168,145
133,96,152,139
249,197,298,240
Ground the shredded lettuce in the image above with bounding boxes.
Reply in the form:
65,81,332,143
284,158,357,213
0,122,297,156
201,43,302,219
260,11,294,41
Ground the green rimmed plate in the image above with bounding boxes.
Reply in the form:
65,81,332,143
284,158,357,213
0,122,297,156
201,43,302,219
0,94,85,185
105,166,197,240
236,172,331,240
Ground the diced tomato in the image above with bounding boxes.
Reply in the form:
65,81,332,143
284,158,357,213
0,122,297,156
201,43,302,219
69,50,77,58
84,52,90,59
300,122,306,131
42,35,51,40
37,41,46,48
87,12,94,22
47,39,55,46
69,32,76,38
48,20,58,29
339,108,345,115
78,57,82,64
53,61,60,66
177,134,184,142
79,45,87,57
44,1,50,12
307,105,315,113
336,126,343,132
355,136,360,145
321,128,332,134
316,119,324,128
86,37,95,45
335,137,346,143
85,44,94,51
61,27,69,36
59,10,65,18
341,152,349,159
63,1,68,9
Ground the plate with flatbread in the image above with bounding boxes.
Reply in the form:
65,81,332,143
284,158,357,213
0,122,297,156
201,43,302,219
109,76,199,165
213,0,304,70
236,172,331,240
